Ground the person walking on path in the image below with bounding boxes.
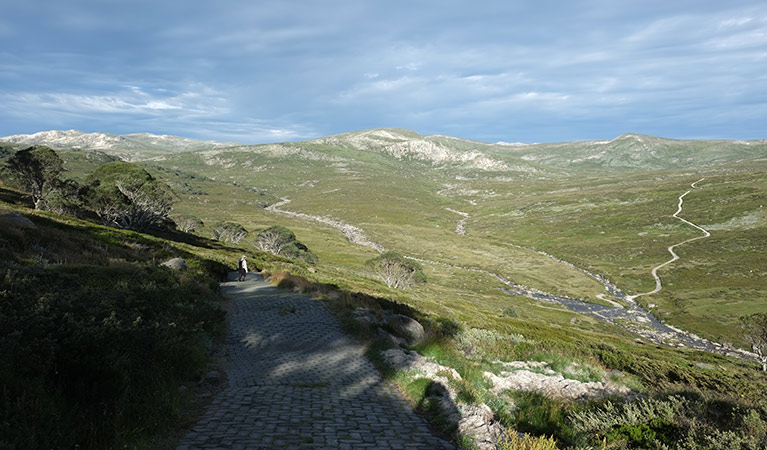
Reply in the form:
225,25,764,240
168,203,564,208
237,254,248,281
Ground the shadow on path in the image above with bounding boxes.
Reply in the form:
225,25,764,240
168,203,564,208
176,272,453,449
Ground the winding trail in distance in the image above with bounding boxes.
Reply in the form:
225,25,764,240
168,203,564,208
625,178,711,303
266,189,757,361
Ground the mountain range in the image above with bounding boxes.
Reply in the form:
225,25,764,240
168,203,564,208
3,128,765,173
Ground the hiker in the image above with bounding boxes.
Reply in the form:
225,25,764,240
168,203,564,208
238,255,248,281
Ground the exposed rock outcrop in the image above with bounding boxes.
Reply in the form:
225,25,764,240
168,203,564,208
353,308,426,346
483,361,633,401
458,404,506,450
161,257,187,271
381,347,506,449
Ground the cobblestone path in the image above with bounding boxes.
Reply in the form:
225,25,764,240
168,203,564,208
177,272,453,449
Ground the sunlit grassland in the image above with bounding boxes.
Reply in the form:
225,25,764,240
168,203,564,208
468,162,767,346
56,144,767,347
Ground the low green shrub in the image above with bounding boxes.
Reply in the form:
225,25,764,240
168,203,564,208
0,262,225,449
498,432,560,450
569,394,767,450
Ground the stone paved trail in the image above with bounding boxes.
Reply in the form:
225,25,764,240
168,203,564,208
176,272,454,449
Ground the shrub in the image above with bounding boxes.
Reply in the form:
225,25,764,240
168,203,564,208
366,251,426,289
174,214,204,233
568,394,767,449
740,313,767,371
0,262,225,449
213,222,248,244
81,162,175,232
498,433,560,450
1,146,63,210
256,225,317,264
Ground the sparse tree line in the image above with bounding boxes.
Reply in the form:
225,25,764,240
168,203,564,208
0,146,320,265
0,146,175,232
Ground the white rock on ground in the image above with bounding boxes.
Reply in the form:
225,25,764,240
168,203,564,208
457,404,506,450
380,348,462,381
483,362,632,401
381,348,508,449
161,257,187,271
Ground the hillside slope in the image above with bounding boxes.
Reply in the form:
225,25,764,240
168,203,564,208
4,128,766,348
0,129,239,160
493,133,767,172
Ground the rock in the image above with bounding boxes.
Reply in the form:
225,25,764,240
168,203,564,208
204,370,221,384
380,346,505,450
458,404,505,450
353,307,378,325
161,257,187,271
380,348,462,381
376,327,406,346
695,362,716,370
386,313,425,345
0,213,37,230
483,364,633,401
178,385,189,392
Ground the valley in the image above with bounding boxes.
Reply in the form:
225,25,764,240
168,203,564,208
5,128,764,350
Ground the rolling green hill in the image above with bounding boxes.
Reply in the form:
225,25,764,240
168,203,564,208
9,128,764,348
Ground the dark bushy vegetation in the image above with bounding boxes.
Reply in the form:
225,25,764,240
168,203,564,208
81,161,175,232
1,146,64,210
0,210,226,449
256,225,318,265
213,221,248,244
1,148,177,233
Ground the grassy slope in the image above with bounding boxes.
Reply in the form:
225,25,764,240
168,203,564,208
471,162,767,345
48,131,766,348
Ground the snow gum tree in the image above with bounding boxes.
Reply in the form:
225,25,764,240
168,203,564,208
174,215,204,233
213,222,248,244
740,313,767,371
82,162,174,232
255,226,317,265
366,251,426,289
1,146,64,210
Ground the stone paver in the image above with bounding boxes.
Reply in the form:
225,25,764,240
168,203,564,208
177,272,453,449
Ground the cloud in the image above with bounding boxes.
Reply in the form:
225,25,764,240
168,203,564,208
0,0,765,142
6,85,228,116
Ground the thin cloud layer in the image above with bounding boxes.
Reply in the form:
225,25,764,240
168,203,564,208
1,0,765,143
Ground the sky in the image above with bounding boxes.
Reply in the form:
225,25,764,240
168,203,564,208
1,0,765,144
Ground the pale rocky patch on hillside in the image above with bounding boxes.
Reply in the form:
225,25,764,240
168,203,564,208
312,129,509,171
1,130,236,156
705,209,766,231
483,361,633,401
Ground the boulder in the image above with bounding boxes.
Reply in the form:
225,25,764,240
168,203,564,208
458,404,505,450
0,213,37,230
161,257,187,271
380,348,462,380
695,362,716,370
352,307,378,325
483,365,633,401
386,313,425,345
375,327,407,346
